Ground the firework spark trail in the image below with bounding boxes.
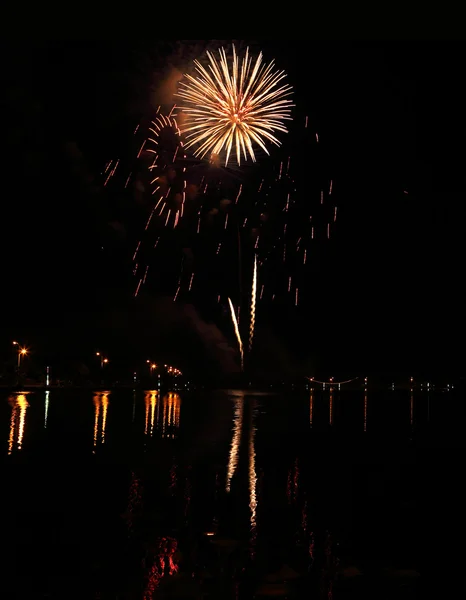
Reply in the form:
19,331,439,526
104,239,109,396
137,140,146,158
228,298,244,371
134,279,143,297
177,45,294,166
145,207,156,230
226,394,244,492
133,241,141,261
249,255,258,354
104,158,120,186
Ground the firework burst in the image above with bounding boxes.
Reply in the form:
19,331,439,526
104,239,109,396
177,45,294,166
101,107,336,310
146,113,188,228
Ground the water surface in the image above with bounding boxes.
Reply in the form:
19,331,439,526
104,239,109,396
2,387,462,597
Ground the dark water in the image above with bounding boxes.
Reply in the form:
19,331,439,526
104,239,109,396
1,387,463,598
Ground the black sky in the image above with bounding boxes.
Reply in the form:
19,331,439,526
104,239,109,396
2,41,464,377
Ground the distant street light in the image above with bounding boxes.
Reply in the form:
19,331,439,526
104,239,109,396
18,348,27,368
96,352,109,369
146,360,157,375
13,342,28,369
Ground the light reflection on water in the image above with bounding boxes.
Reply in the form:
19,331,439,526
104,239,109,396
225,393,259,549
7,393,29,454
3,387,455,460
2,387,460,597
93,391,110,450
144,391,181,440
163,393,180,438
249,400,258,532
144,391,158,436
226,393,244,492
3,387,452,460
44,390,50,429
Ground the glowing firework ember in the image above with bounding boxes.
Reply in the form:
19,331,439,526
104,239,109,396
177,45,294,166
249,254,258,353
228,297,244,371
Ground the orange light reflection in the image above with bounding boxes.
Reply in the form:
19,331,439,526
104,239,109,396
144,391,158,437
160,393,181,439
249,407,257,529
249,400,258,558
226,393,244,492
8,394,29,454
93,392,110,450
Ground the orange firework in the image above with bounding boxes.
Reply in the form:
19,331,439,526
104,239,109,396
177,45,293,166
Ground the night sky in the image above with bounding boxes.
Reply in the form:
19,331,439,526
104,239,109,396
2,41,464,378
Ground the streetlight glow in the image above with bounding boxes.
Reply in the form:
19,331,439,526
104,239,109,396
14,343,29,369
